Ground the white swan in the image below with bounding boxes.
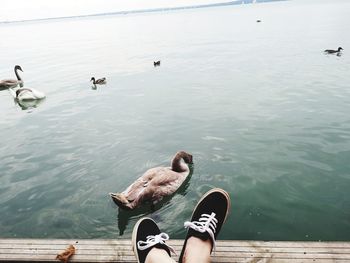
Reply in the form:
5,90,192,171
9,87,45,101
0,65,23,89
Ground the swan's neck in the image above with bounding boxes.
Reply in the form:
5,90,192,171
15,69,22,81
16,88,31,97
171,155,187,173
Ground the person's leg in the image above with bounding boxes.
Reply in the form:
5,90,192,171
145,248,176,263
179,188,231,263
132,217,176,263
181,237,211,263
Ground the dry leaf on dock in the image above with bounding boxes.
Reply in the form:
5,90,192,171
56,244,76,263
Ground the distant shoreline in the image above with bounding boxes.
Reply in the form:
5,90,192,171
0,0,286,25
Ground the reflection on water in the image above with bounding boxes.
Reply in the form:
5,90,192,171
15,98,46,110
91,84,108,90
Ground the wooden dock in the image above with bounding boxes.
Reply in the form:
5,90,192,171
0,239,350,262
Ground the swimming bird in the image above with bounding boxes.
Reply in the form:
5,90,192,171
154,61,161,67
110,151,193,210
90,77,106,85
324,47,343,54
0,65,23,90
9,87,46,101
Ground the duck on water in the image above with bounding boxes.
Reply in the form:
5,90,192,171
110,151,193,210
90,77,106,85
324,47,343,54
0,65,23,90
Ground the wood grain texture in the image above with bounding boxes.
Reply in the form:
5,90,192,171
0,239,349,262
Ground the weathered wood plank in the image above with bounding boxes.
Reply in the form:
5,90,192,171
1,239,350,249
3,248,349,255
2,245,350,254
0,239,348,248
0,239,350,262
0,238,350,248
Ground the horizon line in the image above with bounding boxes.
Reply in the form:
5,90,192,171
0,0,285,25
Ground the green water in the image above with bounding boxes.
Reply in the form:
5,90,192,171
1,0,350,241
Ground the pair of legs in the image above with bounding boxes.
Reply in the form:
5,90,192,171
132,188,231,263
145,237,212,263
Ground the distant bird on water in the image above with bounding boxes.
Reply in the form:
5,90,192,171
256,20,261,23
0,65,24,90
154,61,161,67
324,47,343,54
90,77,106,85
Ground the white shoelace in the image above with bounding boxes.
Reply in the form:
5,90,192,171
137,233,176,255
184,212,218,251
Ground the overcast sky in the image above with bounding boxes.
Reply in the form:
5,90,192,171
0,0,233,21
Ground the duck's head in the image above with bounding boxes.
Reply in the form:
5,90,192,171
90,77,95,82
14,65,23,72
178,151,193,164
338,47,343,51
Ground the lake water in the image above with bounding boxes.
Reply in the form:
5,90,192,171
1,0,350,241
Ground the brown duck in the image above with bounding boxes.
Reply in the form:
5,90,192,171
110,151,193,210
90,77,106,85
